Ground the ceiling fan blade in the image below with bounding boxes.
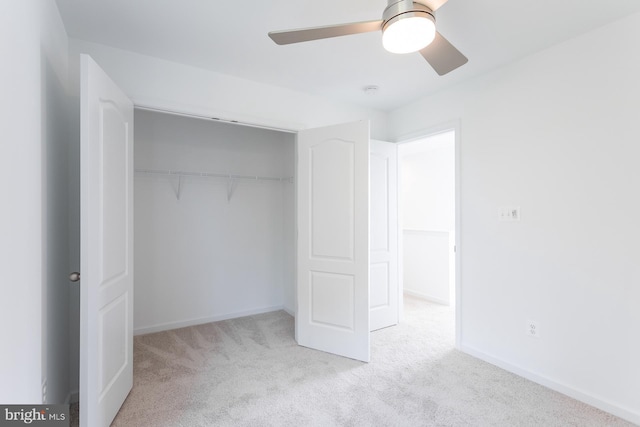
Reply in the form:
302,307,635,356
419,31,468,75
418,0,450,12
269,20,383,45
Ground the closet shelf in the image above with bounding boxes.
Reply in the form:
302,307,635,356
134,168,293,202
135,168,293,183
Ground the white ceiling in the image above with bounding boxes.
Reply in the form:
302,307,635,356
54,0,640,112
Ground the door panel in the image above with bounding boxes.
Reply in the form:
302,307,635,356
297,121,370,362
81,55,134,427
310,139,355,260
310,272,355,329
370,262,390,308
370,140,399,331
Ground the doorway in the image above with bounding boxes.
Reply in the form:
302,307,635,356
132,108,297,335
398,129,457,327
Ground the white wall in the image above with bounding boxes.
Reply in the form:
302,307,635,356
400,132,455,304
390,12,640,423
133,110,295,334
0,0,72,404
67,39,390,141
400,133,455,231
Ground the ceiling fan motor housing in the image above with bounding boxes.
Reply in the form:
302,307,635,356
382,0,435,31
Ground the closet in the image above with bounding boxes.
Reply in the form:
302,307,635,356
133,109,295,335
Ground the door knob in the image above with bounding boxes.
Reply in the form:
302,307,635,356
69,272,81,282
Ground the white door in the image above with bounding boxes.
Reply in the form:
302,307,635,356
369,140,399,331
296,120,370,362
80,55,134,427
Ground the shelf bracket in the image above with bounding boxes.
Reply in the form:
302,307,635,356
173,175,182,200
226,176,236,202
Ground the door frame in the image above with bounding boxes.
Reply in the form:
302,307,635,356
394,120,462,348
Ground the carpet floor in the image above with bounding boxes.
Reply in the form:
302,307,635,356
77,296,633,426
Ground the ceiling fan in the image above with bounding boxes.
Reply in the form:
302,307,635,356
268,0,468,76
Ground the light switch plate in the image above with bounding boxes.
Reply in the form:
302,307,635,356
499,206,521,221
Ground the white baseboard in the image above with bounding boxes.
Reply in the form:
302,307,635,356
282,306,295,317
404,289,450,306
134,305,285,336
460,343,640,425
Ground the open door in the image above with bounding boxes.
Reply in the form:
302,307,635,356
370,140,399,331
80,55,134,427
296,120,370,362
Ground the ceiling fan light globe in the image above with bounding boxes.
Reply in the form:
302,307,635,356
382,15,436,54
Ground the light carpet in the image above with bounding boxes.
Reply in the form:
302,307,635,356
88,296,632,426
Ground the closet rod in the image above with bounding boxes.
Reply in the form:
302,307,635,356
135,168,293,183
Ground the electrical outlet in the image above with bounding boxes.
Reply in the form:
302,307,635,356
526,320,540,339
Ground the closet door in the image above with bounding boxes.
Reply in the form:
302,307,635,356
297,120,370,362
80,54,134,427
